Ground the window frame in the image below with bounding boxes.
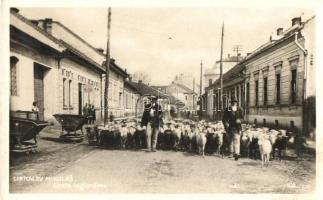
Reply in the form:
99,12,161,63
291,69,297,104
10,56,19,96
263,77,268,106
276,73,281,105
255,80,259,106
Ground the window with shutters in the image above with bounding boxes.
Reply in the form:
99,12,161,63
10,57,19,96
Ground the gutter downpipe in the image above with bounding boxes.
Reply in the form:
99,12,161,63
294,31,308,137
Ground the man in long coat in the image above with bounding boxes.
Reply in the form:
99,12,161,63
141,95,163,152
222,98,244,160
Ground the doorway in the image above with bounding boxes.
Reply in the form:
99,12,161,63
33,64,45,120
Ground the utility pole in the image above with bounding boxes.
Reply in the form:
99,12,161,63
104,7,111,126
199,60,203,120
219,21,224,112
232,45,242,62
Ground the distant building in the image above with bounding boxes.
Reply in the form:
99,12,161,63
152,82,198,113
204,54,243,90
173,73,199,92
131,71,151,85
128,80,185,118
204,64,245,120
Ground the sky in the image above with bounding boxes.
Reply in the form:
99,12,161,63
18,7,315,85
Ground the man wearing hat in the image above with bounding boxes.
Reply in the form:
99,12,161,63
141,95,163,152
222,97,244,160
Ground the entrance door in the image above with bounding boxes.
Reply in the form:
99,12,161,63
34,64,44,120
78,83,83,115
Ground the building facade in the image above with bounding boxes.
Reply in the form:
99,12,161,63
173,73,199,92
10,9,140,123
153,82,197,113
203,64,245,120
243,16,315,134
202,16,315,136
204,54,243,91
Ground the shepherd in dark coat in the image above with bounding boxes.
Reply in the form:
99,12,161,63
141,95,163,152
222,98,244,160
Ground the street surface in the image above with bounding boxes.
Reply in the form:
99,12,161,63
10,126,315,193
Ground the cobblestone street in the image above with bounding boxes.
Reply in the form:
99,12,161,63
10,127,316,193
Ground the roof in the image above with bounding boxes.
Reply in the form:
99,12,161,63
173,83,196,94
102,60,128,78
11,9,129,77
205,63,245,91
240,16,315,65
51,21,105,56
128,81,185,106
10,9,64,52
215,55,244,63
152,83,197,95
151,85,168,91
60,40,104,72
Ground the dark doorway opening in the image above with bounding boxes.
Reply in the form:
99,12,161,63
33,63,46,121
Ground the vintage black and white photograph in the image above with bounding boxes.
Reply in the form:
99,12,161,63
1,1,320,196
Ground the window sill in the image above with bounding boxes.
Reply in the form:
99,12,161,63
63,106,74,110
248,104,301,109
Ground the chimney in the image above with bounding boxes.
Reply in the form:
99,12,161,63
276,27,284,36
41,18,53,34
110,58,115,63
237,53,241,57
138,80,142,84
96,48,104,54
30,20,39,26
10,8,19,13
292,17,302,26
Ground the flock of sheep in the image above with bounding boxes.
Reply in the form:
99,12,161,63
86,118,294,168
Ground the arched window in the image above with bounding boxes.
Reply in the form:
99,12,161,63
10,56,19,96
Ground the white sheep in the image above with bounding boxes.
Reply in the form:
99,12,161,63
258,134,272,168
196,128,207,157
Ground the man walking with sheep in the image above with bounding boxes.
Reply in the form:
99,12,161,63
222,98,244,161
141,95,163,152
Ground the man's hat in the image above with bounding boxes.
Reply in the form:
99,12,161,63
230,97,238,104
